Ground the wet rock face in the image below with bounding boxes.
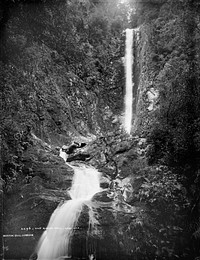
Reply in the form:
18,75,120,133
3,137,74,259
67,153,90,162
63,142,87,155
71,188,141,260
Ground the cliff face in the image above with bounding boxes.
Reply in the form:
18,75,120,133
1,0,126,194
134,0,200,162
133,0,200,258
1,0,126,148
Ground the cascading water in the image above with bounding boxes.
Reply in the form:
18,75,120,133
36,150,101,259
124,28,134,135
36,28,135,258
59,148,68,163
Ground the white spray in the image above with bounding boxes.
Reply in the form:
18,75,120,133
36,150,101,259
124,28,134,134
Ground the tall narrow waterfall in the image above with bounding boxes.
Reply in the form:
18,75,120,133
36,158,101,259
124,28,134,134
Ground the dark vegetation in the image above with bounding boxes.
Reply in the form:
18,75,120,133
132,0,200,258
0,0,130,189
1,0,200,259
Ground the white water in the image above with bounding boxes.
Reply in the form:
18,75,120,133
36,153,101,260
124,28,134,134
59,148,68,163
59,148,76,169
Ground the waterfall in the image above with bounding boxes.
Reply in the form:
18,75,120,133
36,152,101,260
124,28,134,134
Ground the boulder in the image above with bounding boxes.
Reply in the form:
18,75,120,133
71,189,139,260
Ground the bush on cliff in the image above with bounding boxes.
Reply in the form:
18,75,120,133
132,0,200,257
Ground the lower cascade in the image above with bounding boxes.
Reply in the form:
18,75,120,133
36,156,101,259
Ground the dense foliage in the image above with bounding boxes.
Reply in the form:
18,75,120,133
132,0,200,257
0,0,133,188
